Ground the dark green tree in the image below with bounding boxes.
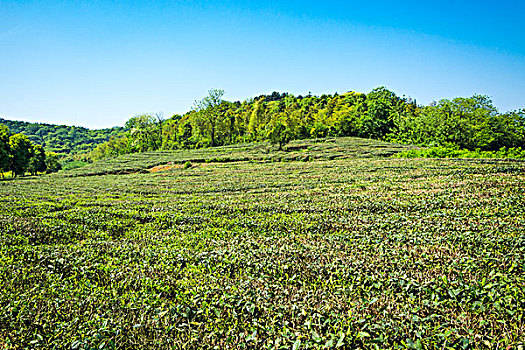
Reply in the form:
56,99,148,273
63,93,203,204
0,125,10,178
9,133,33,177
45,152,62,173
28,144,47,175
414,96,499,150
358,87,400,138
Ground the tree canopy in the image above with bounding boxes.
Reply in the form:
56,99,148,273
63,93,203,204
91,87,524,160
0,125,61,178
4,87,525,164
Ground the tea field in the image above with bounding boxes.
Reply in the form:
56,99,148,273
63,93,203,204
63,137,410,177
0,154,524,348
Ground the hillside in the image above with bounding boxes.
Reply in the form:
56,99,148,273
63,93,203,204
0,117,125,160
61,136,412,177
1,150,523,348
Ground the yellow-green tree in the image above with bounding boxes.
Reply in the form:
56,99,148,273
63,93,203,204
192,89,225,147
125,114,163,152
248,97,265,139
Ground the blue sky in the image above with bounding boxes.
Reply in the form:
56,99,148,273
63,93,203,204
1,0,524,128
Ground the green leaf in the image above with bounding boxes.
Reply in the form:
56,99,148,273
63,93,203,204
336,333,345,347
358,331,371,338
312,331,322,343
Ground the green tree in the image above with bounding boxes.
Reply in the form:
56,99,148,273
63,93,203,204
446,95,498,150
192,89,225,147
45,152,62,173
125,114,162,152
9,133,33,177
497,109,525,149
358,87,400,138
414,96,499,150
0,125,10,178
91,135,130,161
161,115,182,149
268,122,292,150
28,144,47,175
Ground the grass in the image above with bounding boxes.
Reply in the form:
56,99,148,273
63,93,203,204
0,139,524,349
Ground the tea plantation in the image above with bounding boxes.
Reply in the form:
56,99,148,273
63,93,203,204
0,144,524,348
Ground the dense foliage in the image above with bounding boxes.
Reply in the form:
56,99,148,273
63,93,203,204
3,87,524,163
0,124,61,178
395,145,525,159
1,151,523,348
91,88,525,160
0,118,125,161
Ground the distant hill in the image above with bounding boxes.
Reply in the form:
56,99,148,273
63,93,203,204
0,117,126,161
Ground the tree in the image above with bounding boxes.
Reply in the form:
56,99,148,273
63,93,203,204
91,135,130,160
9,133,32,177
358,87,400,138
192,89,225,147
125,114,162,152
28,144,47,175
176,118,194,149
413,96,499,150
447,95,498,150
45,152,62,173
0,125,10,178
497,109,525,149
310,122,329,139
248,96,264,140
269,122,292,151
161,116,182,149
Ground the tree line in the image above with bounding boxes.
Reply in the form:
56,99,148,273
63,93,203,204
0,88,486,160
91,87,525,160
0,125,61,178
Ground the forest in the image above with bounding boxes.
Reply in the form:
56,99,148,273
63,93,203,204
0,118,124,162
91,87,525,160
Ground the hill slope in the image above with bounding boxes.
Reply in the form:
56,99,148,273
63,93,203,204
60,136,412,177
1,153,523,348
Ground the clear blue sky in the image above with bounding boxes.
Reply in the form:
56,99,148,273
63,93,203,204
1,0,524,129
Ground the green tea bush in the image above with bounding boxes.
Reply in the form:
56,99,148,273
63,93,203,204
1,156,523,348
